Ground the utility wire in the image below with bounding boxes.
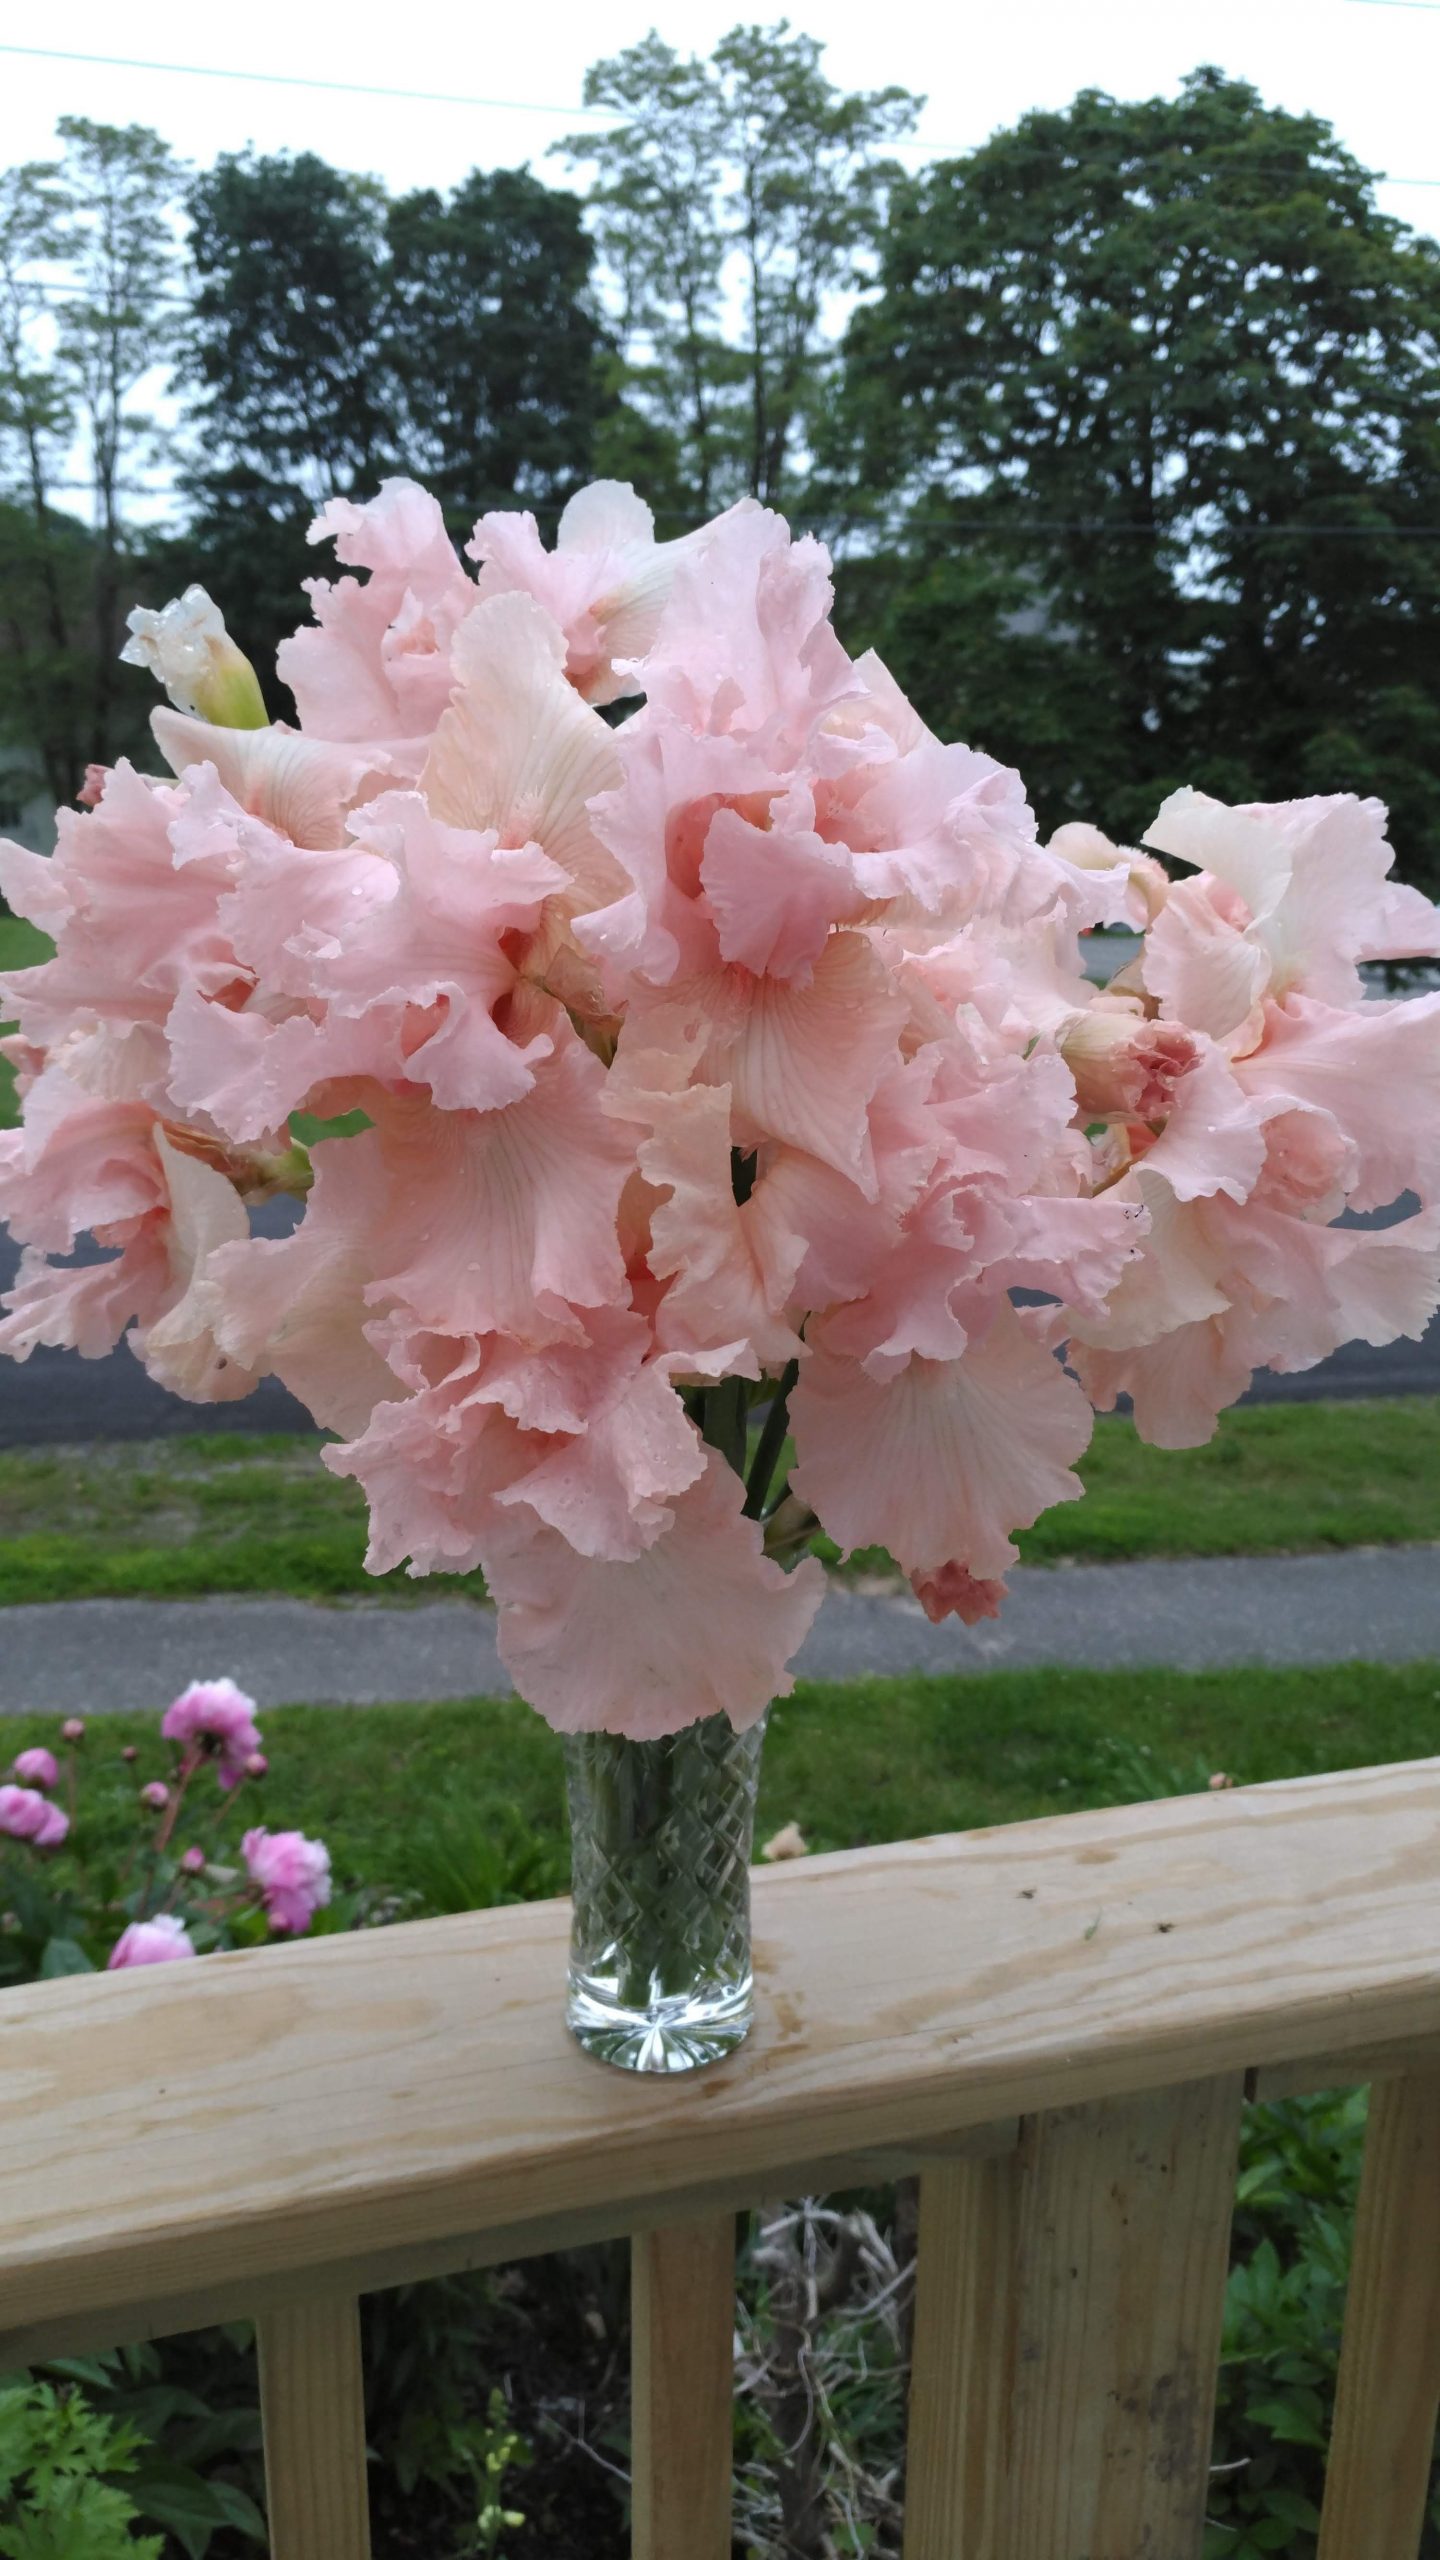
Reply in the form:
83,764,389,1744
0,43,612,119
5,43,1440,184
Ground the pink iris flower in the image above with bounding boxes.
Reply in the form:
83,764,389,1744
0,483,1434,1733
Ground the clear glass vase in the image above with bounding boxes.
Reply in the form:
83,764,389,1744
563,1712,766,2074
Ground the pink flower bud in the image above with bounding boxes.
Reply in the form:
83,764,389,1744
242,1827,332,1935
141,1781,170,1811
0,1786,69,1848
180,1845,206,1874
61,1718,85,1744
1208,1771,1235,1792
1061,1004,1201,1123
244,1751,269,1779
908,1562,1008,1626
121,1745,139,1764
161,1679,262,1791
11,1749,58,1792
108,1915,197,1969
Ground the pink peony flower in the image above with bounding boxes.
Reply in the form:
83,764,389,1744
108,1914,197,1968
242,1827,332,1934
180,1845,206,1874
0,1785,69,1847
161,1678,263,1790
11,1748,58,1790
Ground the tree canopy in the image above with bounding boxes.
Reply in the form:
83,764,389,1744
565,22,918,512
832,68,1440,883
1,42,1438,891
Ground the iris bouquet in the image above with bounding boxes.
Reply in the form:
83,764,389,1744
2,481,1436,2064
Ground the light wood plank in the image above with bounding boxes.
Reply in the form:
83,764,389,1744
0,2124,1024,2371
907,2079,1242,2559
1317,2068,1440,2560
3,1757,1440,2350
902,2153,1016,2560
257,2296,371,2560
632,2214,736,2560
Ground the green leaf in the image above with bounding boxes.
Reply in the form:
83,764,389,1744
127,2464,237,2560
37,1939,93,1980
202,2478,266,2540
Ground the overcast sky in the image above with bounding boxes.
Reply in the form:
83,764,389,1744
3,0,1440,237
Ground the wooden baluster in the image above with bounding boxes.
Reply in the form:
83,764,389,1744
1317,2067,1440,2560
632,2212,736,2560
904,2075,1243,2560
903,2150,1017,2559
257,2296,372,2560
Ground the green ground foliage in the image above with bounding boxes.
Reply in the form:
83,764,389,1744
7,1660,1440,1911
0,917,49,1132
0,1396,1431,1608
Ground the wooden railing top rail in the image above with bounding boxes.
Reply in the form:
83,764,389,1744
3,1752,1440,2369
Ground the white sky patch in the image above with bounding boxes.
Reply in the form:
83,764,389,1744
7,0,1439,535
0,0,1436,237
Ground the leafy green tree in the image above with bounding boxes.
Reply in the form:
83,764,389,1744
833,69,1440,887
0,161,86,802
48,119,186,765
0,122,180,796
180,150,616,690
384,165,609,521
180,150,390,684
566,22,919,513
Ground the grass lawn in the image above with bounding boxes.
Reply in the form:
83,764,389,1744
0,1394,1432,1606
0,914,50,1131
4,1660,1439,1919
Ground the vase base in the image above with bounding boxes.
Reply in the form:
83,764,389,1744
566,1972,753,2074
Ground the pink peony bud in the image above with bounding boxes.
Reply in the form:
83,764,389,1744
1061,1004,1200,1123
11,1748,58,1791
0,1784,68,1847
141,1781,170,1811
61,1718,85,1743
121,1745,139,1764
180,1845,206,1874
108,1914,197,1969
161,1678,263,1791
1208,1771,1236,1792
242,1827,332,1935
244,1751,269,1779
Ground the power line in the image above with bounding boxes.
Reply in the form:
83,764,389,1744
6,43,1440,187
0,43,612,120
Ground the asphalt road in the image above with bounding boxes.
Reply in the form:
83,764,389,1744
0,1206,1435,1449
1,1544,1437,1711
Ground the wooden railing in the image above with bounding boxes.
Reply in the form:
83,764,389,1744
4,1754,1440,2558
